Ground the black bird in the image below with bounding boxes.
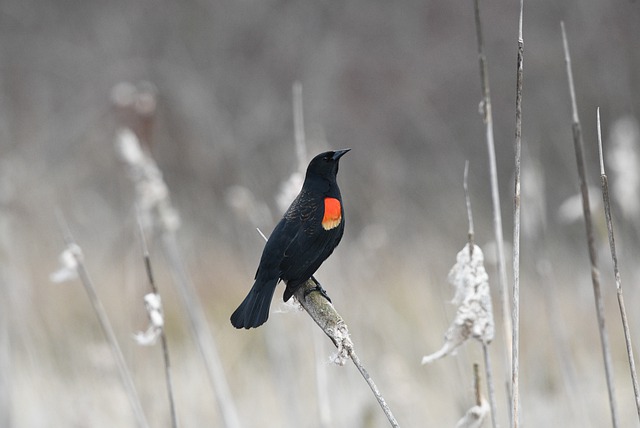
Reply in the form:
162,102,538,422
231,149,350,329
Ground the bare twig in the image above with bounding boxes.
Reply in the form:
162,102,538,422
561,22,619,428
137,216,178,428
597,108,640,422
511,2,524,427
473,0,513,388
256,227,269,242
294,279,400,428
55,211,150,428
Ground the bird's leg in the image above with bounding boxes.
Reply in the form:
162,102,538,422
304,276,332,303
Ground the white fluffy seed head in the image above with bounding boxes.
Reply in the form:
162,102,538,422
422,244,495,364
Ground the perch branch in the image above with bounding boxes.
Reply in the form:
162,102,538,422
294,279,400,428
562,22,619,428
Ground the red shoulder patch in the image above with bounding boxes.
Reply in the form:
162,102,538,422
322,197,342,230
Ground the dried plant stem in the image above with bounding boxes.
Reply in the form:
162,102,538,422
350,351,399,427
464,163,498,428
561,22,619,428
160,230,242,428
473,0,512,382
511,2,524,427
138,219,178,428
56,213,150,428
294,278,400,428
597,108,640,422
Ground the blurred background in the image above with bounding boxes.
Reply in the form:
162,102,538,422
1,0,640,426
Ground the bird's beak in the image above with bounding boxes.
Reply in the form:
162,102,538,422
332,148,351,160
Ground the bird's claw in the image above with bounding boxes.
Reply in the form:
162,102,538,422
304,281,332,303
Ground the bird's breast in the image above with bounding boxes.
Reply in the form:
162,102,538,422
321,197,342,230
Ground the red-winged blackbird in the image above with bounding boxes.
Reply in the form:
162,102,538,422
231,149,350,329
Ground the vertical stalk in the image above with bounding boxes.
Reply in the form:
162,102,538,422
473,0,513,396
511,1,524,426
597,108,640,422
561,22,618,428
138,219,178,428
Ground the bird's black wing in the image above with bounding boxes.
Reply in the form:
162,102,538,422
254,218,301,281
279,194,344,291
253,190,316,281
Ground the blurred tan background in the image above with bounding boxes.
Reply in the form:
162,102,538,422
1,0,640,427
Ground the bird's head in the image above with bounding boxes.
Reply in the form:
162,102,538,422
305,149,351,179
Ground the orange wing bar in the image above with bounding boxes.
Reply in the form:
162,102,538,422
322,197,342,230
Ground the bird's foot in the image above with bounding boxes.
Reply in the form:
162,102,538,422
304,280,332,303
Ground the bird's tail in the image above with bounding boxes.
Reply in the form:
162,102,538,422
230,278,278,329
